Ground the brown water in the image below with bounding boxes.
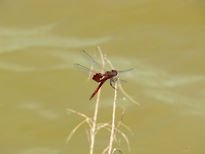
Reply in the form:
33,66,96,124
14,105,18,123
0,0,205,154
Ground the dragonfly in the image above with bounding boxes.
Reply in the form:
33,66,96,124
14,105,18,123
74,51,133,100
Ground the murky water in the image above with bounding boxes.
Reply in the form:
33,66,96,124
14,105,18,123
0,0,205,154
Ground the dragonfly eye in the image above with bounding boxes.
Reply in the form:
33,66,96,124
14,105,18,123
111,70,118,75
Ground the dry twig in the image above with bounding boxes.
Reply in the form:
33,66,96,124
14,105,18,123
89,46,105,154
108,81,118,154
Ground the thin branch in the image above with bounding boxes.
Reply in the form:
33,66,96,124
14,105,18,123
102,126,130,154
102,146,109,154
102,110,125,154
90,46,105,154
113,109,125,146
66,119,87,143
67,108,91,120
96,122,110,132
121,122,134,135
97,46,105,72
106,126,131,152
116,128,131,152
86,129,91,144
108,81,118,154
119,84,140,106
66,108,92,128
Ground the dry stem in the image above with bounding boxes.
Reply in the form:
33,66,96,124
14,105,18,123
66,119,87,143
89,46,105,154
108,81,118,154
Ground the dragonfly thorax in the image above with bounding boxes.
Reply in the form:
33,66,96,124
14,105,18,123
104,70,117,76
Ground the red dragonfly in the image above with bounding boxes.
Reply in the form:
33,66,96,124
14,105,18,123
74,51,133,100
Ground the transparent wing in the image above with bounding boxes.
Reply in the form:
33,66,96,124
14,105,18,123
81,50,102,70
119,79,127,84
73,63,96,75
118,68,134,73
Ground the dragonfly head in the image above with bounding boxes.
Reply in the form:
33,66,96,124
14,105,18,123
111,70,118,76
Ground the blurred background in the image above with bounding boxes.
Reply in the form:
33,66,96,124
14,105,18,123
0,0,205,154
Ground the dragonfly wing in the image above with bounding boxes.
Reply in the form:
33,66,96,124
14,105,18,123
73,64,96,75
81,50,102,70
118,68,134,73
119,79,127,84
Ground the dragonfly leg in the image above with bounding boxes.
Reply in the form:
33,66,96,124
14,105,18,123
110,79,115,89
110,76,119,89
